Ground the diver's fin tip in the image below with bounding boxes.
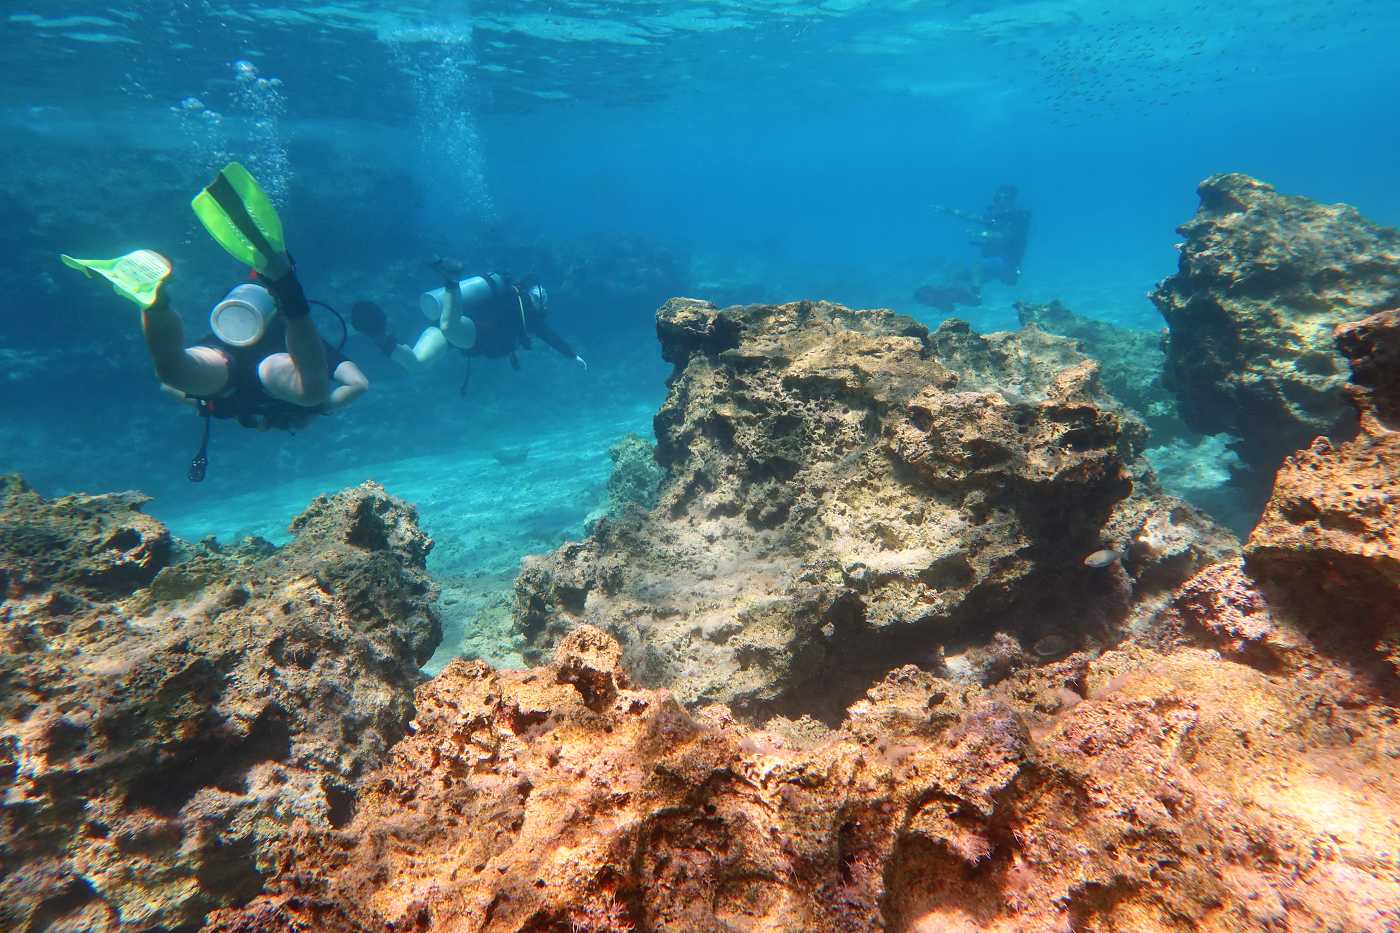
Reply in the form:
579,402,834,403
191,161,285,273
61,249,171,308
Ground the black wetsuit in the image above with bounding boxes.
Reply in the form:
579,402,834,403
978,206,1030,285
193,316,346,431
467,273,577,363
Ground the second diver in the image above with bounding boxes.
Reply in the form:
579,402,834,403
350,257,586,393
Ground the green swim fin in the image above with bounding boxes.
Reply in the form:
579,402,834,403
191,162,286,274
61,249,172,308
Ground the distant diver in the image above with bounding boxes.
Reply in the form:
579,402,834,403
62,162,368,481
917,184,1032,310
351,257,587,395
971,184,1031,285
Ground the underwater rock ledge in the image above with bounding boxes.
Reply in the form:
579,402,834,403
0,480,441,931
1151,172,1400,494
206,297,1400,932
209,626,1399,932
5,291,1399,931
515,298,1234,721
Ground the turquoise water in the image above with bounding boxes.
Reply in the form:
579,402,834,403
3,0,1398,662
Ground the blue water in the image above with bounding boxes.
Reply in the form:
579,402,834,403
4,0,1398,661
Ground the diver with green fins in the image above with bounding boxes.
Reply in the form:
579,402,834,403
62,162,369,481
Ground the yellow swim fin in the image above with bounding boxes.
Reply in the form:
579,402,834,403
191,162,286,273
60,249,172,308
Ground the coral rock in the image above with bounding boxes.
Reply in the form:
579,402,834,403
1335,307,1400,430
1245,308,1400,685
0,480,440,930
602,432,663,519
210,630,1400,933
1151,172,1400,483
0,474,171,598
515,300,1229,720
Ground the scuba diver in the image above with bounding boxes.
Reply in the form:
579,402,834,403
916,184,1031,313
930,184,1032,286
62,162,368,481
350,257,586,393
973,184,1031,285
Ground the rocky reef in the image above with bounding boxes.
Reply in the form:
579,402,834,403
209,623,1399,933
602,432,665,520
1242,308,1400,687
0,480,440,930
515,299,1232,720
1151,173,1400,489
214,453,1400,932
1014,299,1254,533
8,173,1400,930
205,284,1400,933
1014,299,1177,440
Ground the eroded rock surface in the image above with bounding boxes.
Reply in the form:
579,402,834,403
515,299,1231,720
194,187,1399,932
1015,299,1178,439
1242,308,1400,687
208,622,1400,933
0,480,440,931
1151,173,1400,482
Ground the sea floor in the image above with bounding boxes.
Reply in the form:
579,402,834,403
151,399,658,673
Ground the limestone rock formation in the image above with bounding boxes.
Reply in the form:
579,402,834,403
0,480,440,931
1015,299,1178,439
1243,308,1400,686
208,622,1400,933
603,432,664,519
166,187,1400,932
1151,172,1400,482
516,299,1232,720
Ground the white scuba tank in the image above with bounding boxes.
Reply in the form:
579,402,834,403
209,283,277,347
419,275,498,320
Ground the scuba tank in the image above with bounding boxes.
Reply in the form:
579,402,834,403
209,282,277,346
419,274,498,320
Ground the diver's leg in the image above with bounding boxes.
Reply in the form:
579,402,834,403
276,314,332,405
390,326,448,372
325,360,369,410
262,354,370,409
141,292,229,397
431,257,467,331
257,352,314,406
262,268,330,405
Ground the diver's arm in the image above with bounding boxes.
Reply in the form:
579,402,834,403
141,286,230,397
931,205,981,224
440,280,465,332
431,257,467,332
531,319,584,365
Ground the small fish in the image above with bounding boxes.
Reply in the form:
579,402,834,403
1083,548,1123,569
491,447,530,466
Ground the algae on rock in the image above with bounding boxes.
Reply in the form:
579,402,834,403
605,432,663,518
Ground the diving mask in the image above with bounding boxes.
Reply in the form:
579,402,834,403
527,282,548,313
